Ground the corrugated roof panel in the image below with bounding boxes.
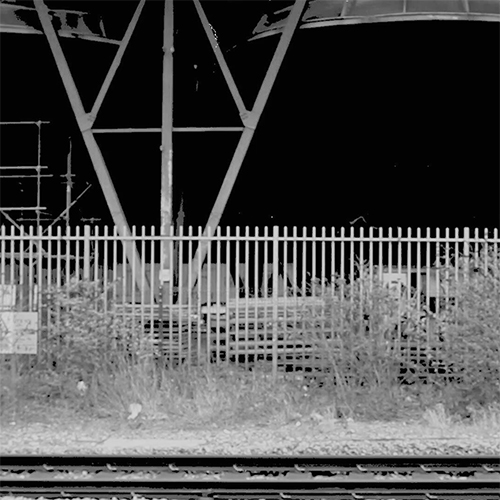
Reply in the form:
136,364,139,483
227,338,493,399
251,0,500,40
349,0,404,17
306,0,345,20
469,0,500,14
406,0,464,12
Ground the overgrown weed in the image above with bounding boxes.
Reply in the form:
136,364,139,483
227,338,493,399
294,250,500,417
1,247,499,428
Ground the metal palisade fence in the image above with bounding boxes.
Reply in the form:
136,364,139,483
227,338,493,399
1,225,499,377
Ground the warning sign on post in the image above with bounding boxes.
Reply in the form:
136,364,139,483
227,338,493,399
0,312,38,354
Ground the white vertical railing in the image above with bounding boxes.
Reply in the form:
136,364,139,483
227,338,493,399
1,225,499,373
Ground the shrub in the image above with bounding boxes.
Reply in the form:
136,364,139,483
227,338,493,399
34,279,154,399
434,247,500,411
295,251,500,411
295,264,428,393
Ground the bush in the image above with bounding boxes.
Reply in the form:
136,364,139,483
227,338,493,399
301,264,429,382
434,248,500,411
33,279,154,399
295,252,500,411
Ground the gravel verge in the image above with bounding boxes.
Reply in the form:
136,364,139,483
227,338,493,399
2,416,499,456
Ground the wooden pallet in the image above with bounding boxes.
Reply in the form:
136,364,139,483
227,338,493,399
111,299,449,371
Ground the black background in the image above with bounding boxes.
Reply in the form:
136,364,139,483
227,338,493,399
0,0,499,230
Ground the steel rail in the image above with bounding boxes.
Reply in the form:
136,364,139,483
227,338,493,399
1,455,499,499
1,454,499,471
1,479,498,499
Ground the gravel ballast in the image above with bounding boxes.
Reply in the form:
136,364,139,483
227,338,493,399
2,415,499,456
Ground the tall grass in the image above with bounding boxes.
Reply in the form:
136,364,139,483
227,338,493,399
295,249,500,415
290,265,421,413
433,248,500,413
1,247,499,425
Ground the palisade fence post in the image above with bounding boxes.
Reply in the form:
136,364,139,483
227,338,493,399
37,225,43,359
83,225,91,281
463,227,470,284
158,231,166,366
272,226,279,380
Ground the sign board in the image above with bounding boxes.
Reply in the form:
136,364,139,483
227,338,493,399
159,268,171,283
0,285,16,310
0,312,38,354
382,272,408,290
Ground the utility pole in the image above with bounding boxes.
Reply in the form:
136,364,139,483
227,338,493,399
158,0,174,360
160,0,174,290
65,136,72,228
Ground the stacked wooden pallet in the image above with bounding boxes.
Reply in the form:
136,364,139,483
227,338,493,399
224,332,342,366
113,304,208,364
202,297,325,329
200,297,333,368
116,298,423,370
113,303,196,321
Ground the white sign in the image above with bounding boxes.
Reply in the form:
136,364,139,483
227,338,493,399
0,312,38,354
159,268,171,283
0,285,16,310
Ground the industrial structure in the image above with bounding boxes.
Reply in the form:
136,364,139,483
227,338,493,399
0,0,499,302
0,0,499,377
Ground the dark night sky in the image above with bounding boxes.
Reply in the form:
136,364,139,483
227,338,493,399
0,0,499,230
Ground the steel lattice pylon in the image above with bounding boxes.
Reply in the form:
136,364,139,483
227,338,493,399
1,0,498,302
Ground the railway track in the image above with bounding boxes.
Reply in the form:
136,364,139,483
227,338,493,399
1,455,499,499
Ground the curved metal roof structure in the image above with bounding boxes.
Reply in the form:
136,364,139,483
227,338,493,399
0,0,118,43
251,0,500,40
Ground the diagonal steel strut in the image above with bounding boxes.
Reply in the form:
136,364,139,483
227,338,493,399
90,0,146,121
35,0,151,299
192,0,248,122
188,0,309,293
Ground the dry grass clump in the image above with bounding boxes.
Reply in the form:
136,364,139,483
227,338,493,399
88,362,313,426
